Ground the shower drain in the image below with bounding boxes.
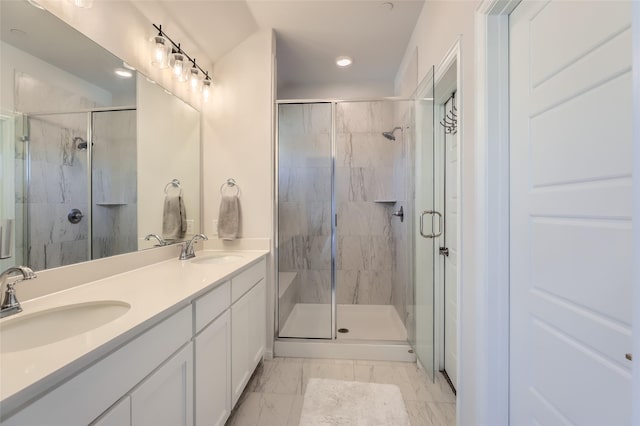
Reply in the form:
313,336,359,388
338,328,349,334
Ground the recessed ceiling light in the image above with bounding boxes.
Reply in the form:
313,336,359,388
382,2,394,11
114,68,133,78
27,0,45,10
336,56,353,68
122,62,136,71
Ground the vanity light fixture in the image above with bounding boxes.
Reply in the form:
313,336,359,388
336,56,353,68
68,0,93,8
149,23,213,101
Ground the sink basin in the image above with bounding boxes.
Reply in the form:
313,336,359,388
189,254,243,265
0,300,130,353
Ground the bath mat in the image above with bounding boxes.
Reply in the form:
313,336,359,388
299,378,410,425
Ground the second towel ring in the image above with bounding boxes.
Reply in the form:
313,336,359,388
164,179,181,194
220,178,240,197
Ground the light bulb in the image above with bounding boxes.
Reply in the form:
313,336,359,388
202,79,212,101
170,52,188,82
149,35,170,69
189,66,200,91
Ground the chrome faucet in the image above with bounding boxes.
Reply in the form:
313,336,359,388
144,233,167,246
179,234,208,260
0,266,37,318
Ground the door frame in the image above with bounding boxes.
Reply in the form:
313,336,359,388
476,0,640,424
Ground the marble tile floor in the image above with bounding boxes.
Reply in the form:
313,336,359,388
226,357,456,426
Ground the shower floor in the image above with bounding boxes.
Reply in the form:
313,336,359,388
280,304,407,341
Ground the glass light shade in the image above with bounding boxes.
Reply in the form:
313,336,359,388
189,66,200,91
202,79,212,101
149,35,171,69
170,52,189,82
69,0,93,8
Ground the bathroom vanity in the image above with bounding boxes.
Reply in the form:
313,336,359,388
0,250,267,426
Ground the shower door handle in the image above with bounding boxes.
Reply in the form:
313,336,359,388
419,210,443,238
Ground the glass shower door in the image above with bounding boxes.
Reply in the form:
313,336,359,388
410,66,436,379
277,102,333,339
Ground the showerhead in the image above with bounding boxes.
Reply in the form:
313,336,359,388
382,126,402,141
74,136,88,150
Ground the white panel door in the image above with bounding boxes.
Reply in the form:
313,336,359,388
510,1,633,424
248,279,266,367
443,96,458,390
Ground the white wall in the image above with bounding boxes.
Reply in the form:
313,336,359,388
203,29,274,239
394,1,480,424
278,81,393,100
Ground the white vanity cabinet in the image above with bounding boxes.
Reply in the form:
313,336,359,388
91,397,131,426
131,343,193,426
193,281,231,426
231,260,267,406
1,255,268,426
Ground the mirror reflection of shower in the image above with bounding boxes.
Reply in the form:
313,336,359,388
382,126,403,141
74,136,88,150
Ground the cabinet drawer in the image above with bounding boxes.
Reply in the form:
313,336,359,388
194,281,230,333
231,259,266,303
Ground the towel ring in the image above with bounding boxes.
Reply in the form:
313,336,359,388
220,178,240,197
164,179,181,194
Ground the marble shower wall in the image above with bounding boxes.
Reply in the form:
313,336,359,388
20,114,90,270
278,103,333,304
336,101,399,306
92,110,137,259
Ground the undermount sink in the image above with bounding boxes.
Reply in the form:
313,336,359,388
189,254,243,265
0,301,130,353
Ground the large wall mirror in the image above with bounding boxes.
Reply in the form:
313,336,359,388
0,0,201,272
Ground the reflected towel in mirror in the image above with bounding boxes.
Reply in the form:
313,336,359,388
217,195,240,240
162,190,187,240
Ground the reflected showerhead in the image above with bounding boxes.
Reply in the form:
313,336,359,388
382,126,402,141
74,136,87,150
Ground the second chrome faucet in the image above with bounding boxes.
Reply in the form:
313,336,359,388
179,234,208,260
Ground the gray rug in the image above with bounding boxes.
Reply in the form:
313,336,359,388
300,378,410,425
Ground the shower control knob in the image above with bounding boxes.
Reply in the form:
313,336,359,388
67,209,84,224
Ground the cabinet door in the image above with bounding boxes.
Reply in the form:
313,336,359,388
91,397,131,426
131,343,193,426
231,293,250,407
195,311,231,426
248,279,266,366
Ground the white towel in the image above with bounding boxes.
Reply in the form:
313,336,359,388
162,191,187,240
217,195,240,240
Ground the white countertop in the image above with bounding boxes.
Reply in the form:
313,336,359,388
0,249,268,416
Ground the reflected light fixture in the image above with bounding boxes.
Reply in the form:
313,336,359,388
148,24,213,101
68,0,93,8
336,56,353,67
122,61,136,71
27,0,45,10
114,68,133,78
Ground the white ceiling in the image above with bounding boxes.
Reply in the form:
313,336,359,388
134,0,424,92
